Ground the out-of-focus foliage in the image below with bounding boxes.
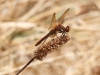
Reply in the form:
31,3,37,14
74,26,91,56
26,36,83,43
0,0,100,75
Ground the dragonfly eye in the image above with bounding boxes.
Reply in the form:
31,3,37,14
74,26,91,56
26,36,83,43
66,26,70,32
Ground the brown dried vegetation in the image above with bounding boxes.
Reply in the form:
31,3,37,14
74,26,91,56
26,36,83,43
0,0,100,75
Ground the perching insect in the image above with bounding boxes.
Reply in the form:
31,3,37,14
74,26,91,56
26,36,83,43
35,9,70,46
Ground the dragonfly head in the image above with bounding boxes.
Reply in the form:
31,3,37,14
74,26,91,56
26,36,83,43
65,26,70,32
58,25,70,33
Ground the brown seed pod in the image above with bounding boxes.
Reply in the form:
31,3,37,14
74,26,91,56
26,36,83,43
16,34,70,75
34,34,70,60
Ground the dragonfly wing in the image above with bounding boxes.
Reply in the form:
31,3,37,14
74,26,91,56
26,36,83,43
35,30,54,46
50,33,56,38
35,34,48,46
57,8,69,25
48,13,57,30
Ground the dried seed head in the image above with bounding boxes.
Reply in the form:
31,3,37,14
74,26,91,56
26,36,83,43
34,34,70,60
16,35,70,75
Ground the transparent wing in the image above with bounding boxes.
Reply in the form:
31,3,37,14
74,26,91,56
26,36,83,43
48,13,57,30
57,8,69,25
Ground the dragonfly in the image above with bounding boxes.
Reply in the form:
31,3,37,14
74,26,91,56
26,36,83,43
16,9,70,75
35,9,70,46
